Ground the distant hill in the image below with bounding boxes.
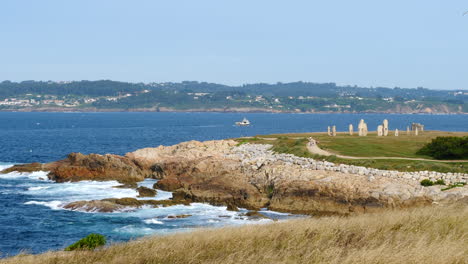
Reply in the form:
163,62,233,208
0,80,466,113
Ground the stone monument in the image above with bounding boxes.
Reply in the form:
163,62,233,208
349,124,353,135
411,123,424,133
414,127,419,136
377,125,383,136
327,126,331,136
395,129,399,136
358,119,368,136
407,126,410,135
383,119,389,136
332,125,337,136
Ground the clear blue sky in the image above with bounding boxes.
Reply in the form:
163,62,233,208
1,0,467,90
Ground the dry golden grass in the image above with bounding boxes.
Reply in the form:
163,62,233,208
2,204,467,264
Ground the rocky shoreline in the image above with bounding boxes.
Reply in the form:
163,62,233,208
2,140,467,216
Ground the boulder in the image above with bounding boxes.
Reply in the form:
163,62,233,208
48,153,150,183
137,186,157,197
63,200,125,213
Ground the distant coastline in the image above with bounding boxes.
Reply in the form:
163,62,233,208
1,107,466,114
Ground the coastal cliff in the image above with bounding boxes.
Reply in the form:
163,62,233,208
3,140,467,215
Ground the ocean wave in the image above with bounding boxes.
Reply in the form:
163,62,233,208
23,180,138,201
0,170,50,181
114,225,158,236
28,186,50,191
143,219,164,225
24,200,63,210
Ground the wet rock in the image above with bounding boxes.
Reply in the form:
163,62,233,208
102,197,143,207
113,182,138,189
153,178,183,191
226,202,239,211
64,198,192,213
243,211,270,220
64,200,126,213
1,162,46,174
137,186,157,197
167,214,192,219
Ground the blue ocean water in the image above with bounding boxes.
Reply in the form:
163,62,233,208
0,112,467,257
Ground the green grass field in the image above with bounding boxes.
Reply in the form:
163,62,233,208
235,131,468,173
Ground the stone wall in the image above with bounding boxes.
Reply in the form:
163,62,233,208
227,144,467,185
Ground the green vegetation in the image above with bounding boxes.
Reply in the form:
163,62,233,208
417,136,468,160
420,179,435,186
65,234,106,251
435,179,446,185
0,80,466,113
4,205,468,264
442,182,467,191
236,131,468,173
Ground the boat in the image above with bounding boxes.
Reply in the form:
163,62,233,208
235,118,250,126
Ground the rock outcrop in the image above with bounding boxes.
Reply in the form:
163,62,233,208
48,153,152,183
3,139,468,216
64,198,191,212
137,186,157,197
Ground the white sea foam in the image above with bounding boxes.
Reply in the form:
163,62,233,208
0,169,50,181
143,219,164,225
24,200,63,210
24,180,138,202
0,164,13,171
28,186,49,191
114,225,158,235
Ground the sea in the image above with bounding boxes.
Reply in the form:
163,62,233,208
0,112,467,257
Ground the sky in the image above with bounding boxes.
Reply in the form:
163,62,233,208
1,0,467,90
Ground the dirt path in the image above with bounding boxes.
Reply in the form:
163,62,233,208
306,138,467,163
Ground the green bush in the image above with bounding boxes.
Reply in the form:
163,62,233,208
420,179,434,187
417,136,468,160
442,182,467,191
65,233,106,251
434,179,446,185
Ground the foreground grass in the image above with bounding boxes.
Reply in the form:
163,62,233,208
2,204,467,264
236,132,468,173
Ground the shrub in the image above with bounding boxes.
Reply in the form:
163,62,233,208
441,182,467,191
65,233,106,251
434,179,446,185
420,179,434,187
416,136,468,160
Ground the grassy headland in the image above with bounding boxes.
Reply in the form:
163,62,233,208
236,131,468,173
2,204,467,264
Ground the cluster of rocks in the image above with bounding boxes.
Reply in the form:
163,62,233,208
227,143,467,185
2,139,467,216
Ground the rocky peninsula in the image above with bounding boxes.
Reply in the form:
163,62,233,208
3,139,467,216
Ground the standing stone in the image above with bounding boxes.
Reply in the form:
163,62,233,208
395,129,399,136
358,119,368,136
414,127,419,136
332,125,337,136
348,124,353,135
377,125,383,136
383,119,389,136
411,123,424,132
327,126,331,136
407,126,410,135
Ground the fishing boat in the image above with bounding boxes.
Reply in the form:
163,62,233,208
235,118,250,126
